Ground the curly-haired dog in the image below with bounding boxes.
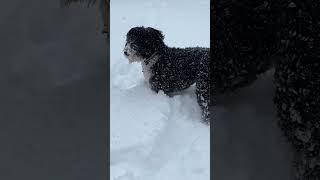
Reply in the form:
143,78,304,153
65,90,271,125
123,26,210,123
215,0,320,179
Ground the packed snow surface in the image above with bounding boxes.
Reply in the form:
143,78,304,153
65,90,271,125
110,0,210,179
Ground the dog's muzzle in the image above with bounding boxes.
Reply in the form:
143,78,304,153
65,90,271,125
123,43,130,57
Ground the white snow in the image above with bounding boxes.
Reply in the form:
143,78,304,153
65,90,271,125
110,0,210,179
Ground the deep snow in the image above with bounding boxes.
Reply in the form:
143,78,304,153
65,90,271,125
110,0,210,179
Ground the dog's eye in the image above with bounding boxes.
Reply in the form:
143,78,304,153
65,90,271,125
131,43,138,49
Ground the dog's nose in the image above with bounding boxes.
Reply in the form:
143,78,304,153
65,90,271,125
124,51,129,56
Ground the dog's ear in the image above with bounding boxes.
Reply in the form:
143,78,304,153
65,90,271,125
146,27,164,41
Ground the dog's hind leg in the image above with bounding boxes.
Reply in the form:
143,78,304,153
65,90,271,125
274,2,320,178
196,59,210,124
274,53,320,180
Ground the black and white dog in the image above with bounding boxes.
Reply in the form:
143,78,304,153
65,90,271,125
123,26,210,123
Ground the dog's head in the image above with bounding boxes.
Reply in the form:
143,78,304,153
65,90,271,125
123,26,165,63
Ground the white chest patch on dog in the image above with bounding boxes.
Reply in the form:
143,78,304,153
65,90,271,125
141,54,159,83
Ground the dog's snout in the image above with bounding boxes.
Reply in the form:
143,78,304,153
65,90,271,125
124,51,129,56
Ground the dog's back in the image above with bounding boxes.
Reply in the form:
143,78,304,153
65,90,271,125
150,47,209,94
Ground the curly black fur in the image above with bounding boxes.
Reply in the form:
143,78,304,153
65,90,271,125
213,0,279,95
215,0,320,179
123,27,210,123
274,1,320,179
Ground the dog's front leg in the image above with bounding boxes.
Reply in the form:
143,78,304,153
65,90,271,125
149,79,173,97
148,76,160,93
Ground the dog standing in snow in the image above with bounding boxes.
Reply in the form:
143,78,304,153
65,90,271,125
123,26,210,123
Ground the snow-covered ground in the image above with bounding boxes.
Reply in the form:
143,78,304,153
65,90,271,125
110,0,210,179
